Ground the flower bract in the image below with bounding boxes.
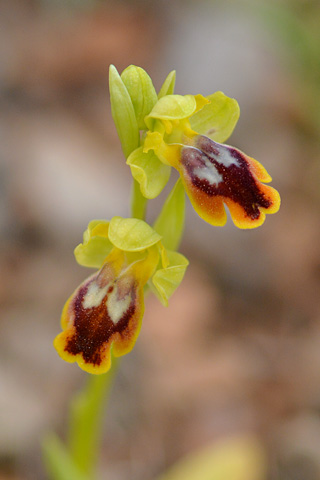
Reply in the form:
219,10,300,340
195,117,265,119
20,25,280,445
54,217,188,374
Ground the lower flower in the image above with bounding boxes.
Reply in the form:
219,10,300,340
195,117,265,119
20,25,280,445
54,217,189,374
54,249,148,374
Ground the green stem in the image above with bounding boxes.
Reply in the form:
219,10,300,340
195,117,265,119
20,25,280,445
68,358,119,477
131,179,148,220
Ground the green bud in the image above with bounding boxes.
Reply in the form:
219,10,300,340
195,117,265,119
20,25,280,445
121,65,158,130
158,70,176,99
109,65,139,158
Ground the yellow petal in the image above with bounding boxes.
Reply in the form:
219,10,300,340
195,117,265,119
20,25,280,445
74,220,113,269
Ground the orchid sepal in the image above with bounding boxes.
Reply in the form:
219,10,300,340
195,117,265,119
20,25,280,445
108,217,162,252
190,91,240,143
127,147,171,199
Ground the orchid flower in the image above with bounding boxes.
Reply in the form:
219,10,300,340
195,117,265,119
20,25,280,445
113,66,280,228
54,217,188,374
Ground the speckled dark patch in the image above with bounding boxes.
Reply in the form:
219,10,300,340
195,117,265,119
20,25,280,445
65,273,137,366
181,135,272,220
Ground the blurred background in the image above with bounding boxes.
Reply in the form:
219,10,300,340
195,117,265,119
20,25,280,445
1,0,320,479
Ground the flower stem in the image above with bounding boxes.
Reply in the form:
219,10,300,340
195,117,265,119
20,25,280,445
68,358,119,477
131,179,148,220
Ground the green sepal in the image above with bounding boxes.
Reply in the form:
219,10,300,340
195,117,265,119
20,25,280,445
153,179,185,251
190,91,240,143
150,250,189,307
74,220,113,269
127,146,171,199
158,70,176,99
109,65,139,158
145,94,197,130
108,217,162,252
121,65,158,130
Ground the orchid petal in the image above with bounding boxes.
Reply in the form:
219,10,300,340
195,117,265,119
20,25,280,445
127,147,171,199
74,220,113,269
150,250,189,307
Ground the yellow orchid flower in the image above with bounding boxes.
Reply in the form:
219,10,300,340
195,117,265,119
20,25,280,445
54,217,188,374
127,89,280,228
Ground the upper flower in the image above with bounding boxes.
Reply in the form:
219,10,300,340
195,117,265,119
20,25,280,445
130,91,280,229
108,65,280,229
54,217,188,374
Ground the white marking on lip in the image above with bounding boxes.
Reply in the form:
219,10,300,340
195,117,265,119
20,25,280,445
207,144,239,168
107,286,132,325
193,154,223,186
82,282,110,309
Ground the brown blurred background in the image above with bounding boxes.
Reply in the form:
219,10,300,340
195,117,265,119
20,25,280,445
1,0,320,479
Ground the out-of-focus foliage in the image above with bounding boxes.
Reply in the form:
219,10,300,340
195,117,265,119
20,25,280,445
156,436,266,480
248,0,320,137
